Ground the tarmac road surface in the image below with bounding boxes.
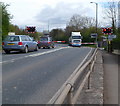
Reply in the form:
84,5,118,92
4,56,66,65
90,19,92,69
2,46,93,104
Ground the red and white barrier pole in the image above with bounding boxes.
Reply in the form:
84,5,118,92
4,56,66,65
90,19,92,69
53,41,66,43
81,43,96,44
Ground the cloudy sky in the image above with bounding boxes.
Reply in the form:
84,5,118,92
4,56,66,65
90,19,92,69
1,0,119,32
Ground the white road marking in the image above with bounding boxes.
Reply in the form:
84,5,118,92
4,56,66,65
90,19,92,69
1,47,65,64
28,48,64,57
1,47,91,64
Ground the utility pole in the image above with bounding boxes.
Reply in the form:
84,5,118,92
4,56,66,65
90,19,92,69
118,1,120,33
90,2,98,48
48,21,50,33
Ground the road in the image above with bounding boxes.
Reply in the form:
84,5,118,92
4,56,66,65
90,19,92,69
2,44,94,104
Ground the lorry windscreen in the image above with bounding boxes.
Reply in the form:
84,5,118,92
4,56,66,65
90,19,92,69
72,36,81,39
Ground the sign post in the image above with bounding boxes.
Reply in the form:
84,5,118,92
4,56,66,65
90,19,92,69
107,34,117,52
91,33,97,38
90,33,98,47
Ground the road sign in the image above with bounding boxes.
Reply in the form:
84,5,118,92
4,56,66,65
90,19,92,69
108,35,117,39
101,36,107,41
91,33,97,38
108,38,112,41
108,35,116,41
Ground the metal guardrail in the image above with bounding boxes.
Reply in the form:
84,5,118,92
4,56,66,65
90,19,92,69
47,48,98,105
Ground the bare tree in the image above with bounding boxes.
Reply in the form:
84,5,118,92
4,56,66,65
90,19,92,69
68,14,95,31
104,0,118,33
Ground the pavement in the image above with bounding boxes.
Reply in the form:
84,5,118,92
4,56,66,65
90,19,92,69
112,49,120,55
77,49,104,104
77,49,119,105
103,51,119,104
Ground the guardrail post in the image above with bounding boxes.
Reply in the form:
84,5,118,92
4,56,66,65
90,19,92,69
88,73,90,89
67,83,74,106
88,62,91,89
87,52,97,89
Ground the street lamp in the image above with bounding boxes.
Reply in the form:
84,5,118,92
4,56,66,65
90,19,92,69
90,2,98,47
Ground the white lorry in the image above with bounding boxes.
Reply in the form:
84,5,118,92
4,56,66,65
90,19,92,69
69,32,82,47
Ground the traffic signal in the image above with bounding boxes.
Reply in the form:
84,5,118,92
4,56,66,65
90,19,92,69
26,27,36,33
102,28,112,34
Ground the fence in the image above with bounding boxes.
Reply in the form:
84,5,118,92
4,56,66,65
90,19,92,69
47,48,98,105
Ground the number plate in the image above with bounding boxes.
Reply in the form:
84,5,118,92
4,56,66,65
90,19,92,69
7,43,15,45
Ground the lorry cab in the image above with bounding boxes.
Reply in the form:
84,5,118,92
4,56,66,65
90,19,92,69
69,32,82,47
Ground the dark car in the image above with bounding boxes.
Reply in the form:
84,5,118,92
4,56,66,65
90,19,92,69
2,35,39,54
38,36,54,49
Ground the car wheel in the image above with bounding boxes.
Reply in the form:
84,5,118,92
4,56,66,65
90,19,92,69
48,46,50,49
38,46,41,49
23,46,28,53
35,45,39,51
52,46,54,48
4,50,10,54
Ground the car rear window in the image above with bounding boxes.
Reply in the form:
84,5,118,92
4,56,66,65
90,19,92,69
5,36,20,42
40,37,48,41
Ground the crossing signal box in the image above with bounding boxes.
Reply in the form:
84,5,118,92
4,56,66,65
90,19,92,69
26,27,36,33
102,28,112,34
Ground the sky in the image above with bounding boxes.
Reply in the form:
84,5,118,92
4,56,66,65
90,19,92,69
1,0,119,32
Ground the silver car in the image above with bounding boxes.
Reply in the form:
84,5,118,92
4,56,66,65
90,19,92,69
38,36,54,49
2,35,39,54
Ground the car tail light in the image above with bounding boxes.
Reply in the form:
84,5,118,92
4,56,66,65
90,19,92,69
2,42,4,45
37,41,40,43
48,42,51,44
18,42,23,45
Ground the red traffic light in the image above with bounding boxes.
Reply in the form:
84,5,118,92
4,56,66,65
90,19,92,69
102,27,112,34
26,26,36,33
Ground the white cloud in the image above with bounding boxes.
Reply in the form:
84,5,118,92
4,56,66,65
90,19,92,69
1,0,119,31
35,1,96,31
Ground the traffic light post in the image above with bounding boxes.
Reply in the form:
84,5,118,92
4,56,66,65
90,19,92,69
102,28,113,53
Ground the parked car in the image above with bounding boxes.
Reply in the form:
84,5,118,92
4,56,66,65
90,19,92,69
38,36,54,49
2,35,39,54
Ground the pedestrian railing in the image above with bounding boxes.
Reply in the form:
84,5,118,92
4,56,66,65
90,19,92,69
47,48,98,105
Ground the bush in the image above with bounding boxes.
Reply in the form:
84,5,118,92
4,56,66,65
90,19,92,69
112,33,120,50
